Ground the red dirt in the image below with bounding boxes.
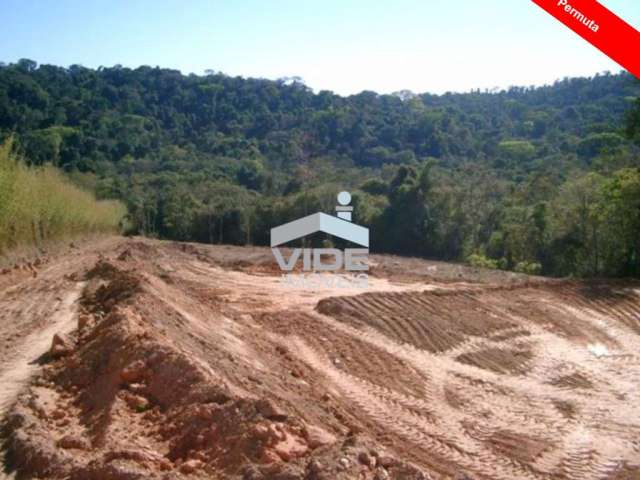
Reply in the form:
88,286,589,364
0,238,639,480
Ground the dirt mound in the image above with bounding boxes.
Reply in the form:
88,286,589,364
116,241,161,261
82,260,141,314
5,259,427,480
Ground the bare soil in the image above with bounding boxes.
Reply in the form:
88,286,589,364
0,238,639,479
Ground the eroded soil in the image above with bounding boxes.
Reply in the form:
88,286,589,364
0,238,639,479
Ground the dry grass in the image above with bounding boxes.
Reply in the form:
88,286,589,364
0,139,125,254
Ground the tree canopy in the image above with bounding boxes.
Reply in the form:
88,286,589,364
1,60,639,277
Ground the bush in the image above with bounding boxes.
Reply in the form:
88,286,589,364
467,253,499,270
514,261,542,275
0,139,125,254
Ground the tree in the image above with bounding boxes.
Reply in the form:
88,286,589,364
625,97,640,145
598,169,640,276
550,173,605,276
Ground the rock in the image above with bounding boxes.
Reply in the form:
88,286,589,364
252,423,271,441
374,467,390,480
373,467,389,480
338,457,350,471
358,451,374,468
77,314,91,331
118,249,133,261
272,468,304,480
256,399,288,420
242,465,265,480
128,383,147,394
57,418,71,428
51,409,66,420
104,448,166,466
260,449,282,464
268,423,287,442
179,459,204,474
120,360,147,384
50,333,73,358
303,425,336,449
273,433,308,462
58,434,91,450
124,393,150,412
307,459,323,474
378,456,397,469
28,395,48,419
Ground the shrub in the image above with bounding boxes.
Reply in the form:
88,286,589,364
514,261,542,275
467,253,499,270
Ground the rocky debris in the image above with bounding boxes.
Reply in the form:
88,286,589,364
358,451,374,468
374,467,390,480
50,408,66,420
77,314,91,331
27,262,38,277
120,360,148,384
378,455,397,469
272,432,308,462
256,398,288,421
121,391,150,412
83,260,141,313
303,425,336,449
117,248,134,261
50,333,73,358
179,458,204,474
57,435,91,450
104,448,171,469
71,459,152,480
306,459,323,476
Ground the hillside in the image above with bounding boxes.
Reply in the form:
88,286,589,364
1,61,638,172
1,61,640,278
0,239,639,479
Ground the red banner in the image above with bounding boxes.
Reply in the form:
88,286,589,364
531,0,640,79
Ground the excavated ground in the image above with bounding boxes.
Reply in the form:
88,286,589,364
0,237,639,480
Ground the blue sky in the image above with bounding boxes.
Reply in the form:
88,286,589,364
1,0,638,95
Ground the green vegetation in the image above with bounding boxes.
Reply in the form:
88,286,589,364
0,139,125,254
1,59,639,277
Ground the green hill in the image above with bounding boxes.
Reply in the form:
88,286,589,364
1,59,639,276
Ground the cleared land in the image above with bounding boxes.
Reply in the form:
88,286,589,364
0,238,639,479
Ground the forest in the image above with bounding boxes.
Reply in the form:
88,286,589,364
1,58,639,277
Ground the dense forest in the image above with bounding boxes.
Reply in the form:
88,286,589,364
1,59,639,277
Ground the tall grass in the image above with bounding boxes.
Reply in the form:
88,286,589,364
0,139,125,254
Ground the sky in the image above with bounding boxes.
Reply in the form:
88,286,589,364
1,0,638,96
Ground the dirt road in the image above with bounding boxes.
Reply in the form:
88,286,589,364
0,238,639,479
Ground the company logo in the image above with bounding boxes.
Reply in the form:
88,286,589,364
270,191,369,288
